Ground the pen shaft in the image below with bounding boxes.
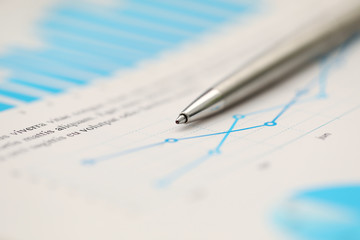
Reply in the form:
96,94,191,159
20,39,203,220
216,4,360,106
177,3,360,123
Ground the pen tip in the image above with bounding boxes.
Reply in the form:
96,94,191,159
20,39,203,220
175,114,187,124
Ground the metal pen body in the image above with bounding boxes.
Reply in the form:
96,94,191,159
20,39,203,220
176,3,360,124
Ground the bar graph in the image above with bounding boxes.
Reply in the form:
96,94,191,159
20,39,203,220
0,0,257,112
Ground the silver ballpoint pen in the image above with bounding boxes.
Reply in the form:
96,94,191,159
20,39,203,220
175,3,360,124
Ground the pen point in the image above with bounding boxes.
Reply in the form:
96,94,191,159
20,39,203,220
175,114,187,124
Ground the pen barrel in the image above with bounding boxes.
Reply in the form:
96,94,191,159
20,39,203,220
215,3,360,107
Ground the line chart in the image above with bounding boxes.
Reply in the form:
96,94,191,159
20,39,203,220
81,40,354,188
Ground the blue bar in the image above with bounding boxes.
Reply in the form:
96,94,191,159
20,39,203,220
120,9,207,33
0,102,14,111
131,0,228,23
36,50,111,76
42,20,168,54
0,88,39,102
179,0,256,13
54,7,187,44
10,78,64,94
0,55,94,84
36,72,89,85
45,33,148,61
39,49,117,74
12,71,85,89
45,35,148,68
9,50,110,76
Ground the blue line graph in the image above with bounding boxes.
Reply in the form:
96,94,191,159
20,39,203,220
81,42,353,188
0,0,257,111
213,115,244,153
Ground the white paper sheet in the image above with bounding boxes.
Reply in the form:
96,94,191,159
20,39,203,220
1,0,359,239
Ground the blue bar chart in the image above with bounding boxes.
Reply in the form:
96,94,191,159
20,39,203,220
0,0,257,112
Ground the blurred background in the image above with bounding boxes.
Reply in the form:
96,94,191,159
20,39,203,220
0,0,359,240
